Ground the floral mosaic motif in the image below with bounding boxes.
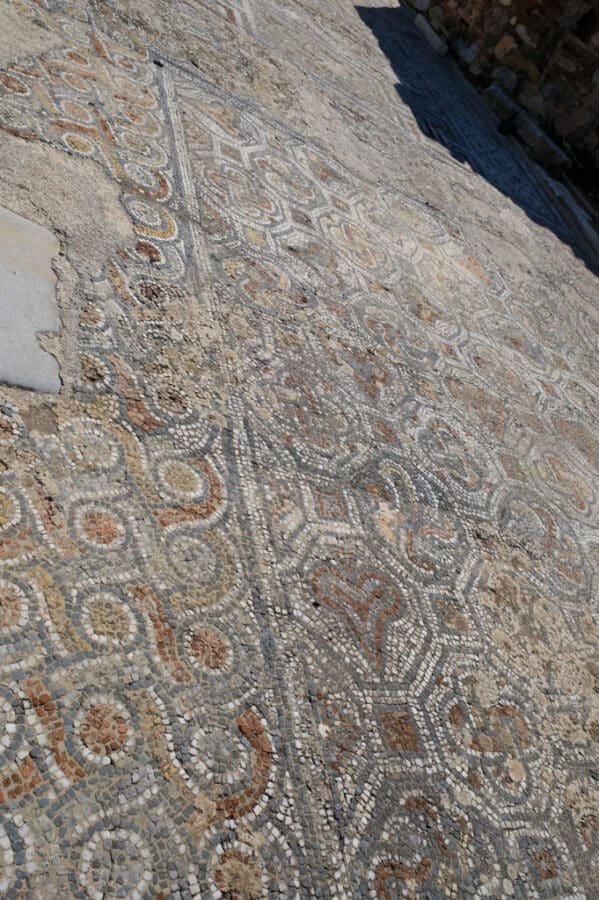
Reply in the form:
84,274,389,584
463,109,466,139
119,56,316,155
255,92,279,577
0,0,596,894
309,549,402,670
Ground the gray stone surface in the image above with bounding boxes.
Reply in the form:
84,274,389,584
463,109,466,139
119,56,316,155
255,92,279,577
0,205,60,392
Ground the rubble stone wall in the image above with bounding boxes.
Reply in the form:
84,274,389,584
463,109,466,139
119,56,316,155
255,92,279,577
422,0,599,170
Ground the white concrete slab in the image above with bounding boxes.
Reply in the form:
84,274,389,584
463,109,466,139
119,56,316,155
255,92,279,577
0,205,60,392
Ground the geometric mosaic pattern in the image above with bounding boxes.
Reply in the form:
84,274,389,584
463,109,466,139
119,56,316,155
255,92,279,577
0,0,597,895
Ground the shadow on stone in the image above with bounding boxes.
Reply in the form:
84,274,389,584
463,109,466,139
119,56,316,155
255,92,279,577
356,4,599,277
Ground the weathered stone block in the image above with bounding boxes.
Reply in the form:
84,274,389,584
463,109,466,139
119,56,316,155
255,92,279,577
494,33,517,60
0,206,60,393
493,65,519,93
408,0,432,12
454,38,481,64
415,13,449,54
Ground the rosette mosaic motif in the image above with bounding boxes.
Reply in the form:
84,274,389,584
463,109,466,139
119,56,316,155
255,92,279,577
0,0,597,896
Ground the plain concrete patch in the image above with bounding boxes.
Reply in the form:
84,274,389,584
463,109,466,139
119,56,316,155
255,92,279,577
0,134,135,394
0,205,61,392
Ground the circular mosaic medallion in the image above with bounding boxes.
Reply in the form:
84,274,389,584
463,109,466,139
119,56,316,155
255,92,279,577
75,696,133,766
78,827,152,897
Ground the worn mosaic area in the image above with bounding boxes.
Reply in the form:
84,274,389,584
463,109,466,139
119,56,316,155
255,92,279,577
0,0,597,896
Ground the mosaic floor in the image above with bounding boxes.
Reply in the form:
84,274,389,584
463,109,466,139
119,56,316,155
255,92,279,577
0,0,597,896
